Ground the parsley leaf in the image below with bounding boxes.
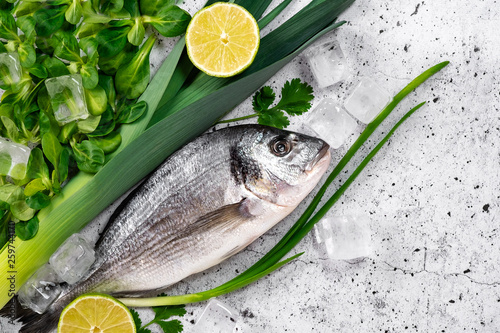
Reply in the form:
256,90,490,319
252,86,276,112
274,78,314,115
218,78,314,129
130,309,152,333
157,319,184,333
152,304,187,321
258,109,290,129
130,309,142,328
132,302,186,333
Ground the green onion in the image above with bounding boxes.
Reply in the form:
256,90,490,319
0,0,355,309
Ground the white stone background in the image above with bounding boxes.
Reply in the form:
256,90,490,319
3,0,500,332
142,0,500,332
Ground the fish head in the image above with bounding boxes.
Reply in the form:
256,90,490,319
231,125,331,207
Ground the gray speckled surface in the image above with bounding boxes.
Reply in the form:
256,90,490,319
3,0,500,332
142,0,500,332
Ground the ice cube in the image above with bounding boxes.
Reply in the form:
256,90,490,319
17,264,62,314
314,215,372,260
49,233,95,285
304,40,349,88
44,74,89,125
0,53,22,87
192,299,238,333
343,77,391,124
301,98,357,149
0,138,31,179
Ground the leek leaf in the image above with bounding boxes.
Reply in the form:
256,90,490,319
258,0,294,29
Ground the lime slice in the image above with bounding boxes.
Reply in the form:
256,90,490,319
58,293,136,333
185,2,260,77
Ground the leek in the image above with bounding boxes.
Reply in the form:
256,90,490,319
0,0,355,309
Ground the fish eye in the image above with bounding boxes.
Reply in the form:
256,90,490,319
270,137,292,156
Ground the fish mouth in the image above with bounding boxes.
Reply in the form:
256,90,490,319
306,141,331,172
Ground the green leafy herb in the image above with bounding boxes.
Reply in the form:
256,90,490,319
71,140,105,173
143,6,191,38
0,0,189,248
115,35,155,99
33,6,67,37
89,131,122,154
132,303,186,333
85,85,108,116
116,101,147,124
15,215,39,240
219,79,314,129
26,192,51,210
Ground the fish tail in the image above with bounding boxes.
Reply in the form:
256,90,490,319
0,296,58,333
0,288,74,333
18,305,59,333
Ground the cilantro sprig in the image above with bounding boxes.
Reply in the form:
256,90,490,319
219,78,314,129
131,303,186,333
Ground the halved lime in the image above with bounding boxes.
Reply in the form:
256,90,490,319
58,293,136,333
185,2,260,77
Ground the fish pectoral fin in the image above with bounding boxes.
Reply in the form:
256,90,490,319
189,198,256,233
